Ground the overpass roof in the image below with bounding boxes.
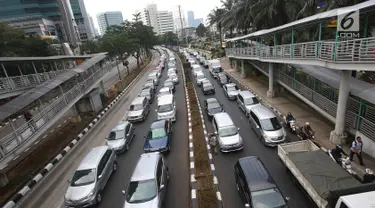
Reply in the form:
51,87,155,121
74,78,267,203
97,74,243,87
0,53,108,122
227,1,375,42
0,54,93,62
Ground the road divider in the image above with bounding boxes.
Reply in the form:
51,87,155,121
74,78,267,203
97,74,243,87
177,51,222,208
3,52,156,208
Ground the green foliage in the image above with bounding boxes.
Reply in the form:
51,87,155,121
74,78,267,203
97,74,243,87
196,24,207,37
157,32,179,45
0,22,57,57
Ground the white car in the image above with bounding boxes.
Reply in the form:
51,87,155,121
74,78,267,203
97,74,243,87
196,73,207,86
158,87,173,98
193,67,203,77
168,68,177,75
188,59,195,65
168,73,179,84
168,62,176,68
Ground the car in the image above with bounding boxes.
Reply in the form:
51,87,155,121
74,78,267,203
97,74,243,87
211,112,243,152
223,83,240,100
188,59,195,65
168,62,176,68
139,87,154,103
127,96,150,122
148,74,159,85
163,80,175,93
143,80,156,93
202,82,215,95
158,87,173,98
65,146,117,207
234,156,289,208
143,120,172,153
217,72,230,86
168,73,179,84
106,121,135,153
151,70,161,78
157,94,176,121
168,68,177,75
122,152,169,208
195,73,206,86
191,64,201,70
201,79,211,86
199,57,206,65
237,90,261,116
193,67,203,77
204,98,223,120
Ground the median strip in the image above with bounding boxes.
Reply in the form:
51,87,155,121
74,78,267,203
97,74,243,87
178,52,222,208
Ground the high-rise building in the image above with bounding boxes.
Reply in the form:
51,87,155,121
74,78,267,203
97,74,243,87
195,18,203,27
70,0,94,41
96,11,123,35
0,0,80,45
88,16,97,37
157,11,174,35
171,5,187,33
187,11,195,27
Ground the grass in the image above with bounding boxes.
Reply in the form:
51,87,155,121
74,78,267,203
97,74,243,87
0,56,151,206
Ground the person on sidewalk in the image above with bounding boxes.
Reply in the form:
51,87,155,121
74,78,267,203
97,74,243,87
24,109,36,131
209,133,218,154
350,136,365,166
331,145,348,164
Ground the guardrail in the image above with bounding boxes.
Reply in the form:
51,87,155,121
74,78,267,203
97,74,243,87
226,37,375,64
0,61,113,161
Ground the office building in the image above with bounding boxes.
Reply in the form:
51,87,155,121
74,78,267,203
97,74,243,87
157,11,174,35
137,4,159,34
177,27,197,38
88,16,97,37
0,0,80,45
187,11,203,27
70,0,94,41
171,5,188,33
97,11,123,35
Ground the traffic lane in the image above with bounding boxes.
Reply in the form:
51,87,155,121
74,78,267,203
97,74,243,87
103,57,138,88
15,52,160,208
98,53,189,208
193,67,314,208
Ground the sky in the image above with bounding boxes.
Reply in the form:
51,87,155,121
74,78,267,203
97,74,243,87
84,0,222,30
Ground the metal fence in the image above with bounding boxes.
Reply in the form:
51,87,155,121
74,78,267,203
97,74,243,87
0,60,114,159
249,60,375,141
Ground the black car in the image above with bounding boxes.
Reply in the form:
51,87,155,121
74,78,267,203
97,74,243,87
204,98,223,120
143,120,172,153
202,82,215,95
217,73,230,86
234,156,289,208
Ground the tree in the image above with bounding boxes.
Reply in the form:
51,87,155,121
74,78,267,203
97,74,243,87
158,32,179,46
207,7,225,45
81,40,99,54
196,24,207,37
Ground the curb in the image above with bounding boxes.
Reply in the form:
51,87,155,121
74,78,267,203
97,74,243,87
176,50,223,208
3,53,155,208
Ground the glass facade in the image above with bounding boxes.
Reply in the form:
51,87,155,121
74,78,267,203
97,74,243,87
0,0,60,21
69,0,82,19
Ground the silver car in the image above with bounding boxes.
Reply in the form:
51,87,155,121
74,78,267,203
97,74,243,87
144,80,156,93
223,83,240,100
237,90,261,117
148,74,159,86
196,73,207,87
139,88,154,103
107,121,135,153
122,152,169,208
168,73,179,84
163,80,175,93
65,146,117,207
211,112,243,152
158,87,172,98
127,97,150,122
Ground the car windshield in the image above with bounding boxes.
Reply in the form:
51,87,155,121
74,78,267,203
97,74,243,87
150,128,166,139
227,86,239,91
145,82,153,87
108,130,125,140
252,188,287,208
213,67,223,73
218,125,238,137
140,90,149,96
71,169,96,187
260,117,282,131
129,104,143,111
164,82,173,87
203,84,213,89
197,74,204,79
126,179,157,203
244,97,259,105
158,104,173,113
208,102,221,110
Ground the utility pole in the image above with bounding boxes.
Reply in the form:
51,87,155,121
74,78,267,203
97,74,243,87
178,5,188,46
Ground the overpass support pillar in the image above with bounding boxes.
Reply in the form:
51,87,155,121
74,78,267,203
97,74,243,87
330,70,350,144
267,63,275,98
240,60,245,78
99,81,108,97
0,172,9,187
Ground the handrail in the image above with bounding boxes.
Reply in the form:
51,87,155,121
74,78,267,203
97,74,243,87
226,37,375,63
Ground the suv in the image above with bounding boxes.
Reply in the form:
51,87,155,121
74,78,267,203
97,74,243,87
211,112,243,152
234,156,289,208
106,121,135,153
123,153,169,208
65,146,117,207
217,73,229,86
223,83,240,100
127,97,150,122
237,90,261,117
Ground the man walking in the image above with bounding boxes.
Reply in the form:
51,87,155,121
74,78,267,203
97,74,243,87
350,136,364,166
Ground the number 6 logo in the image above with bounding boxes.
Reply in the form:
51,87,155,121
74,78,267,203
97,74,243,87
338,10,359,32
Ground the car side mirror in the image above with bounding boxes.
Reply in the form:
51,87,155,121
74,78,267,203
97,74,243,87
245,204,250,208
285,196,291,201
238,128,240,131
126,133,129,137
122,190,126,195
214,131,218,135
256,125,260,129
155,109,157,112
159,184,165,191
98,175,102,179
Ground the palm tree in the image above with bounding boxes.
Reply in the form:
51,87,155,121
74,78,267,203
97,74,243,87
220,0,236,38
207,7,225,44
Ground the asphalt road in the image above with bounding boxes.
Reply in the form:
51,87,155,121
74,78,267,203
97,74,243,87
191,57,315,208
14,51,190,208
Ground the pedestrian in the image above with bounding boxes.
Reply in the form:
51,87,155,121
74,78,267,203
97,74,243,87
350,136,365,166
209,133,218,154
24,109,36,131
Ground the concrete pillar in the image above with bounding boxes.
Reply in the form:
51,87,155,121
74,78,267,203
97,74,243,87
330,70,351,144
71,104,82,123
99,81,108,97
267,63,275,98
241,60,246,78
234,60,238,70
0,172,9,187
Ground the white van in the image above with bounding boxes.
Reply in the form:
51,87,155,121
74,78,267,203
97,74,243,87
209,59,223,78
157,94,176,122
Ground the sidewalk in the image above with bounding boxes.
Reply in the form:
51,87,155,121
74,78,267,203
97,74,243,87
219,58,375,178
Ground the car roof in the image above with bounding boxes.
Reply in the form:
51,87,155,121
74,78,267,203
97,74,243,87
77,146,109,170
225,83,236,87
158,94,173,105
251,105,276,119
111,120,129,131
159,87,170,92
131,96,145,105
151,120,166,129
238,156,277,192
206,98,219,103
239,90,256,98
191,64,200,68
132,152,160,181
213,112,234,127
